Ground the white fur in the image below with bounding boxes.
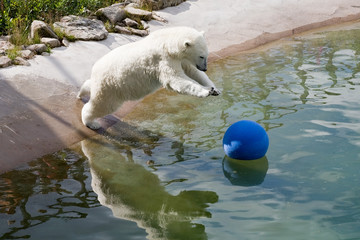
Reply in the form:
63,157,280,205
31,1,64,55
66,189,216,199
77,26,220,129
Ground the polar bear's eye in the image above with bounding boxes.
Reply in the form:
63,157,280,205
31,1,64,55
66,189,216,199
199,56,204,59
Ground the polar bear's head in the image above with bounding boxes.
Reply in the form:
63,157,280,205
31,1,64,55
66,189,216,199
159,27,209,71
182,32,208,72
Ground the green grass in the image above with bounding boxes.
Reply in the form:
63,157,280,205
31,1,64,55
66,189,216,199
6,46,21,61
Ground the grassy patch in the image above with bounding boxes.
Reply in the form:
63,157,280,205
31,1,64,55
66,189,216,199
52,27,76,42
138,0,154,11
6,46,21,61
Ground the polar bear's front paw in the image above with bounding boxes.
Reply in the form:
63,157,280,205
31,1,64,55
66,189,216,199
209,87,221,96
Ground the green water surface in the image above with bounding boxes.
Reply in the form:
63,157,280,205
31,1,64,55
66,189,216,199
1,22,360,240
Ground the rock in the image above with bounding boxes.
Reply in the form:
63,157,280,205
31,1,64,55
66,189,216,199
123,18,139,28
146,160,154,165
41,37,61,48
114,26,132,35
154,0,185,10
0,56,12,68
20,50,35,59
141,20,149,30
0,39,12,56
30,20,58,39
26,44,48,55
96,5,126,25
130,28,148,37
152,12,167,23
0,39,14,51
13,57,30,66
125,4,152,21
53,15,108,41
0,35,11,41
41,52,50,56
62,38,70,47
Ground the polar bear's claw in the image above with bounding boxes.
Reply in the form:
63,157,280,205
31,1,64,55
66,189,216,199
209,87,221,96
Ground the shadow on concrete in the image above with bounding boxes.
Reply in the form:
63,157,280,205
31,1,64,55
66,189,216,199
0,74,93,173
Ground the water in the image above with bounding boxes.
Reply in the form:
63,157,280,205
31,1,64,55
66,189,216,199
1,23,360,239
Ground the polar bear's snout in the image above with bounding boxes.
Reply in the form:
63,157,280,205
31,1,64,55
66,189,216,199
196,63,207,72
196,56,207,71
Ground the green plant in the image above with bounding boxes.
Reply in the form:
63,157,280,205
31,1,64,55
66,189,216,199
52,26,77,42
138,0,153,11
8,18,30,46
104,20,114,33
64,34,76,42
52,27,65,40
46,45,52,54
6,46,21,61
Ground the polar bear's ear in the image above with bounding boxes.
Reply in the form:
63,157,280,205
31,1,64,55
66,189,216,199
184,40,191,47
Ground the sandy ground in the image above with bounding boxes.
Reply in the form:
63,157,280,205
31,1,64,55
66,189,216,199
0,0,359,173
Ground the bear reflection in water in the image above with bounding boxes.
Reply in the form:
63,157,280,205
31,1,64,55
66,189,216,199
80,127,218,240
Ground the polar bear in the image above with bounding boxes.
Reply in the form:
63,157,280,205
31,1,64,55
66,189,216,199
77,26,221,129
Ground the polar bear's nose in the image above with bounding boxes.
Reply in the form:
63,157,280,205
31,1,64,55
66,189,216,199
196,64,207,72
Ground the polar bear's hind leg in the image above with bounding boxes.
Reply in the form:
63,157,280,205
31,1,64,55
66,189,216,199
81,102,101,130
81,97,124,130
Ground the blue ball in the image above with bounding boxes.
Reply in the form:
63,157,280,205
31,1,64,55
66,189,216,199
223,120,269,160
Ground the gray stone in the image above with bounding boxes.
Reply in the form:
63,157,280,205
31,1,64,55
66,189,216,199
13,57,30,66
114,26,132,35
0,35,11,41
20,50,35,59
0,40,14,52
141,20,149,30
154,0,185,10
62,38,70,47
0,56,12,68
41,37,61,48
26,44,48,55
151,12,167,23
125,4,152,21
123,18,139,28
54,15,108,41
30,20,58,39
130,28,148,37
96,5,126,25
41,52,50,56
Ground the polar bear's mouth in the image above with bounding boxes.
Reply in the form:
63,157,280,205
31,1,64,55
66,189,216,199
196,65,207,72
